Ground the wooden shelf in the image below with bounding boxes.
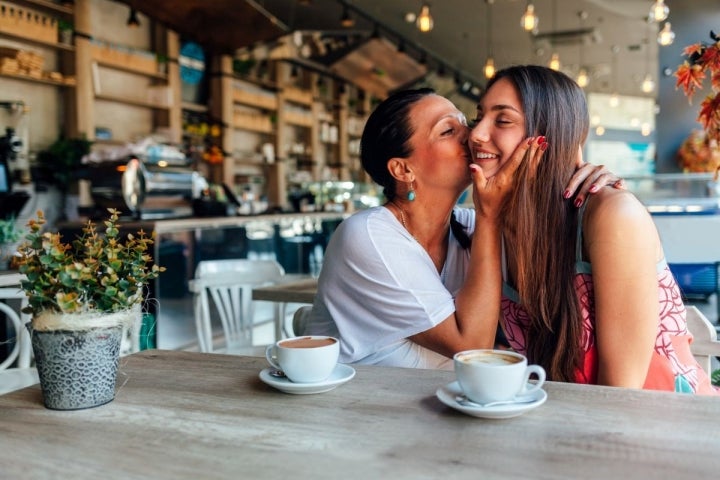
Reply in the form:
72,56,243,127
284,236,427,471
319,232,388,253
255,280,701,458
95,93,171,110
283,86,313,106
182,101,208,113
12,0,73,17
0,70,73,87
0,31,75,52
233,111,274,133
284,110,313,128
232,88,277,110
94,60,166,80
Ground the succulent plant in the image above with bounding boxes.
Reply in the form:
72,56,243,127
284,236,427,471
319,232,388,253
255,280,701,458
16,209,164,315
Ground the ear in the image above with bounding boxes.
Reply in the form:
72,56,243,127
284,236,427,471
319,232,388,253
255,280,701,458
387,157,414,183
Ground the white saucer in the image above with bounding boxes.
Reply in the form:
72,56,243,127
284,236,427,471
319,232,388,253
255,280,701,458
436,381,547,419
259,364,356,394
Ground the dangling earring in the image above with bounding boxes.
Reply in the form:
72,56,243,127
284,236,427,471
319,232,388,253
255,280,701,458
406,181,416,201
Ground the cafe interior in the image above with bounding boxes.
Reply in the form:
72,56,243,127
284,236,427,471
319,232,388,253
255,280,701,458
0,1,719,477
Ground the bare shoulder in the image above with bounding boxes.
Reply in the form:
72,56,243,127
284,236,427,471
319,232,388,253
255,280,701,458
582,188,659,243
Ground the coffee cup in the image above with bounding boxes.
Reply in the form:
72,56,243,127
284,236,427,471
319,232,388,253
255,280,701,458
265,336,339,383
453,349,546,405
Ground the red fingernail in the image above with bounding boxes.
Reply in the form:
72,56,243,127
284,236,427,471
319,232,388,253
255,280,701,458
589,185,599,193
574,198,583,208
537,136,546,145
563,190,571,199
469,164,479,173
541,142,548,151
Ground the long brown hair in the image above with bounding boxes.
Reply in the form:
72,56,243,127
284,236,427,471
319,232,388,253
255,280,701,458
487,66,589,381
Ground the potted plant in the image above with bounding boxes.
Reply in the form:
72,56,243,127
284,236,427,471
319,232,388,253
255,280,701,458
15,208,164,410
0,216,23,270
34,135,92,219
57,19,73,45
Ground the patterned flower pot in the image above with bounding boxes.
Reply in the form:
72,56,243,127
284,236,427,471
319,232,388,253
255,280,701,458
27,324,123,410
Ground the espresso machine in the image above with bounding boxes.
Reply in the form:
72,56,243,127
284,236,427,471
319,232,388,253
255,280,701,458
0,101,30,219
88,154,209,220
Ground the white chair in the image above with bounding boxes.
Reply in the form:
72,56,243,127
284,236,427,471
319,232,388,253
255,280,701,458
686,306,720,376
189,259,286,355
0,301,38,395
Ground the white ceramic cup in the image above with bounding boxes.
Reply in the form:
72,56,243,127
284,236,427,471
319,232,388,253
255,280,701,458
453,349,546,405
265,335,339,383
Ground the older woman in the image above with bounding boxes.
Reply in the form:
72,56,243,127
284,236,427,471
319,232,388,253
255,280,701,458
305,88,621,369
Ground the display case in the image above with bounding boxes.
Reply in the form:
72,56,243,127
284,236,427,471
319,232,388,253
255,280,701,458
625,173,720,214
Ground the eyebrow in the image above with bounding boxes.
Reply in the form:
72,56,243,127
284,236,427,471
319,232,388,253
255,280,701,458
477,104,522,114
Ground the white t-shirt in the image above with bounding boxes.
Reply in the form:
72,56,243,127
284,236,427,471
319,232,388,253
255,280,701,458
305,206,476,370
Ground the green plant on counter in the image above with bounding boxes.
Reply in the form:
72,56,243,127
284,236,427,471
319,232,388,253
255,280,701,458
35,136,92,193
16,209,165,315
0,216,23,245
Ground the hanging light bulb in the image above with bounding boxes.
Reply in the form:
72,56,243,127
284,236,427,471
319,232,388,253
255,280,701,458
416,3,434,33
641,74,655,93
126,8,140,28
520,3,539,32
657,22,675,46
577,68,589,88
340,7,354,28
595,125,605,136
641,123,652,136
549,53,560,71
484,57,495,78
649,0,669,22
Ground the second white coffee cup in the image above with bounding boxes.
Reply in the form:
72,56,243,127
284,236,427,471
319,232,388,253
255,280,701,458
453,349,546,405
266,335,339,383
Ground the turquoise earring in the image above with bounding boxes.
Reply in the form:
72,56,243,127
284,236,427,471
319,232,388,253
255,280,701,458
406,182,416,201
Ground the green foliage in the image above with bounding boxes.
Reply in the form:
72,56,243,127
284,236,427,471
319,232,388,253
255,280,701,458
712,369,720,387
16,209,165,315
35,136,92,192
0,216,23,244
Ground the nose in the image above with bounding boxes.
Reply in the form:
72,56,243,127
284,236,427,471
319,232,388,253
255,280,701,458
468,119,489,146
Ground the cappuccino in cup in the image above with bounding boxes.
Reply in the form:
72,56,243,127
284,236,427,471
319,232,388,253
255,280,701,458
454,349,546,405
266,336,339,383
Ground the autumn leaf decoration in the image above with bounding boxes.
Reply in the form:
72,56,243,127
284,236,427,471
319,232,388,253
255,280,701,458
675,31,720,179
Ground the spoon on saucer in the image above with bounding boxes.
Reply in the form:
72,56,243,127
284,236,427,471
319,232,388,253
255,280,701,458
455,394,537,408
269,369,286,378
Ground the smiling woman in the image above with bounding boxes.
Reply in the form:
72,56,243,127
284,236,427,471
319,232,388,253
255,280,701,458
301,86,621,370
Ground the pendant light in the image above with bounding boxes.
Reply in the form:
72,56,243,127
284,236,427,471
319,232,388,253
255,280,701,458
576,11,589,87
548,0,560,71
340,7,354,28
609,45,619,107
641,21,655,93
657,22,675,46
520,2,539,32
649,0,669,23
416,3,434,33
484,0,495,79
126,8,140,28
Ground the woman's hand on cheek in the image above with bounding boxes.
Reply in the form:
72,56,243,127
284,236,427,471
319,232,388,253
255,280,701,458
471,136,541,218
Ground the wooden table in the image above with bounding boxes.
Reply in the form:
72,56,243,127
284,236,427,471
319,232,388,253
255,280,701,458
252,277,317,339
1,350,718,479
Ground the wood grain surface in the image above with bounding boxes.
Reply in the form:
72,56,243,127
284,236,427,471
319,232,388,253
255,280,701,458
1,350,718,479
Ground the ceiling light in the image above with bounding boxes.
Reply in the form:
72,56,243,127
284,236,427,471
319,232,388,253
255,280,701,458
416,3,434,33
520,3,539,32
657,22,675,46
548,53,560,71
649,0,669,22
595,125,605,136
641,74,655,93
577,68,589,88
126,8,140,28
484,57,495,79
340,8,354,28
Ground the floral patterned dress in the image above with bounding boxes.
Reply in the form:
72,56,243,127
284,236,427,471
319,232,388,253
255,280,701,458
500,224,717,394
